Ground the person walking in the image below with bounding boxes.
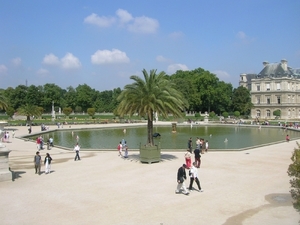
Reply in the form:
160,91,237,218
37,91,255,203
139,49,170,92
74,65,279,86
187,137,193,153
34,151,42,175
74,143,81,161
117,141,123,157
184,149,192,169
188,162,203,192
123,141,128,158
44,153,52,174
175,164,189,195
205,140,209,153
49,137,54,147
194,147,201,168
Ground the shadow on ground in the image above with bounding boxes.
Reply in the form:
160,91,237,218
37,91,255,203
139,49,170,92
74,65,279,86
10,170,26,181
123,153,178,163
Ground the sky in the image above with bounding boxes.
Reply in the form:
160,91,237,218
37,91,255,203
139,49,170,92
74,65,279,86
0,0,299,91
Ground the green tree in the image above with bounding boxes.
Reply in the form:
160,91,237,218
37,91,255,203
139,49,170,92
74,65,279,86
87,108,96,117
17,104,42,125
8,85,28,109
287,142,300,212
63,86,77,110
232,86,253,115
26,85,43,106
6,106,15,118
41,83,64,112
222,112,229,118
63,107,73,117
273,110,281,118
76,84,96,111
234,111,240,117
0,92,8,110
116,69,188,145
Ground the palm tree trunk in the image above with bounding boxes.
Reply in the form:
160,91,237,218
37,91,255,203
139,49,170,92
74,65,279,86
147,110,154,145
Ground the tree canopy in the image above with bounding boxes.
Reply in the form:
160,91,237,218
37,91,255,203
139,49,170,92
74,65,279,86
1,67,253,118
116,69,188,145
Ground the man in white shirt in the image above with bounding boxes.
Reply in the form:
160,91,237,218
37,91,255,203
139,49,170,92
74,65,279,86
74,143,81,161
188,162,203,192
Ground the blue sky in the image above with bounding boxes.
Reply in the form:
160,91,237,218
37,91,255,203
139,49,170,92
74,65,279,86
0,0,299,91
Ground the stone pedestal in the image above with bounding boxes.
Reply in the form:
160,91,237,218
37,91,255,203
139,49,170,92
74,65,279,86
0,121,12,182
0,144,12,182
172,123,177,133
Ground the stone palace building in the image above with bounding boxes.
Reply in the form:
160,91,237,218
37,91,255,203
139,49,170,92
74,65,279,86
239,59,300,120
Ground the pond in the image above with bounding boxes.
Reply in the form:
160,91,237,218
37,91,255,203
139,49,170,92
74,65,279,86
29,124,300,151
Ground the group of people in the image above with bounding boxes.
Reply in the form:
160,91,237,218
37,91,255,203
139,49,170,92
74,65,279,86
33,151,52,175
185,137,208,169
176,162,203,195
117,139,128,158
177,137,207,195
1,131,14,142
36,136,54,150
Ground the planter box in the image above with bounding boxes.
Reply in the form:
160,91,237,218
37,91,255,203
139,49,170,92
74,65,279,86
139,143,161,164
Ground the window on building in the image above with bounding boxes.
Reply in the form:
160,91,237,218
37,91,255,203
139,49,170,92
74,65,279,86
256,110,261,117
276,83,281,90
292,95,295,103
256,97,260,104
277,96,281,104
257,84,260,91
288,83,290,90
267,96,270,104
288,95,291,103
288,110,291,117
266,83,270,91
292,109,295,117
266,110,270,117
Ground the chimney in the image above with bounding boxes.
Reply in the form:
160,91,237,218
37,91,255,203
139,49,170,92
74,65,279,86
281,59,287,71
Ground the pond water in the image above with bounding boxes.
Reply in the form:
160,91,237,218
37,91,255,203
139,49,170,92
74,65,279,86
30,125,300,151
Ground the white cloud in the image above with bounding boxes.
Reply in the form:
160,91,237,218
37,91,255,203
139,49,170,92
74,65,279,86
236,31,255,44
236,31,246,39
61,53,82,69
0,64,8,73
43,53,60,66
84,13,115,27
11,57,22,66
169,31,184,39
84,9,159,34
167,64,189,74
116,9,133,24
37,68,49,76
156,55,171,63
128,16,159,34
212,70,231,80
91,49,130,64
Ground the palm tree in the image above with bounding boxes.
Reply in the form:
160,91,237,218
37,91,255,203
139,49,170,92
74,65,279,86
116,69,188,146
17,104,42,125
0,93,8,111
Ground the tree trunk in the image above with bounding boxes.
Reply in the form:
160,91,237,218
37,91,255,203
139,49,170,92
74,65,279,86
147,111,154,145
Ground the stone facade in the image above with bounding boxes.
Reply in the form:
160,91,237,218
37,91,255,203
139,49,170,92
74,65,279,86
239,59,300,120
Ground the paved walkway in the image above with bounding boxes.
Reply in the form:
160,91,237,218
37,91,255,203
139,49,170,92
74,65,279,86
0,123,299,224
